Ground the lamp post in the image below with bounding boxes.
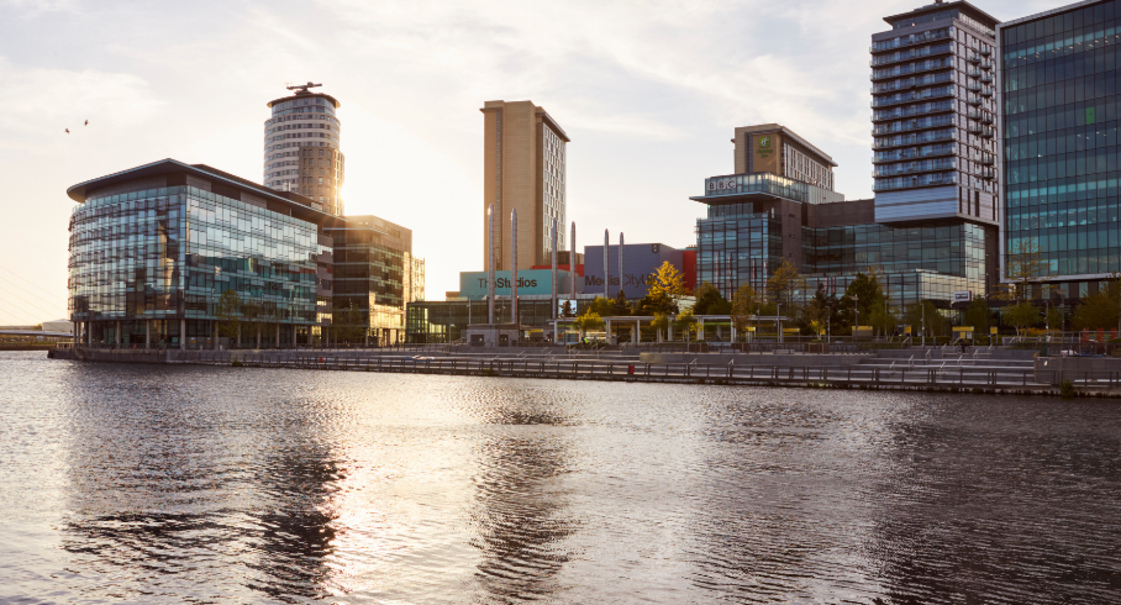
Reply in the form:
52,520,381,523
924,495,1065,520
853,294,859,342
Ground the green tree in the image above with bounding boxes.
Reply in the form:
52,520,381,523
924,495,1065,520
335,303,367,344
801,284,833,337
650,313,670,343
693,282,731,315
611,290,631,316
216,289,241,339
903,300,950,341
730,283,759,339
840,270,885,332
1003,301,1040,336
574,310,604,340
963,297,991,342
868,300,898,337
1073,280,1120,329
586,296,614,317
674,309,698,342
1046,305,1065,332
767,258,806,310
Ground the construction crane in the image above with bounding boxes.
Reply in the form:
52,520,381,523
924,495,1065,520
286,82,323,95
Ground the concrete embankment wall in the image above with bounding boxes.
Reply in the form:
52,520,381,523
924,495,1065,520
639,352,869,367
1035,356,1121,385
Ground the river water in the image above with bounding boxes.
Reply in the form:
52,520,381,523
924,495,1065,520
1,351,1119,604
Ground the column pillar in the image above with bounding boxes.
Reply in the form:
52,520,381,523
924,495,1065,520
213,321,219,350
256,323,261,349
293,325,298,349
636,320,641,344
275,323,280,349
698,318,705,341
145,320,150,349
180,319,186,350
116,321,121,347
237,322,241,349
87,321,93,347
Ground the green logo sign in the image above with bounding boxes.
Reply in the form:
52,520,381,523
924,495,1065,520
759,136,770,148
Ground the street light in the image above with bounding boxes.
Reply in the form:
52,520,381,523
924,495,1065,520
853,294,859,341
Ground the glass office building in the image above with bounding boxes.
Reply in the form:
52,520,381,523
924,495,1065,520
327,215,425,346
67,160,337,349
1000,0,1121,298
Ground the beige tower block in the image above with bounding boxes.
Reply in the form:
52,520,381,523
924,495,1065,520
481,99,570,271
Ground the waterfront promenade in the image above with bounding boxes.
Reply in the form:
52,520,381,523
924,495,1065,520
51,344,1121,397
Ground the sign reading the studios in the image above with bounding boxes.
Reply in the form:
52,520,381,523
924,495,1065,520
476,277,539,289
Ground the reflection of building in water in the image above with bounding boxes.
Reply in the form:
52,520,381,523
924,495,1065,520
58,370,344,602
468,402,578,600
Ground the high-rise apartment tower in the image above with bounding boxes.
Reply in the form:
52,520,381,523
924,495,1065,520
264,82,346,216
872,1,1001,226
480,100,569,271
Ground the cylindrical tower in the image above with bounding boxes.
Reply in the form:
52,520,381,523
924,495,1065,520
263,82,345,216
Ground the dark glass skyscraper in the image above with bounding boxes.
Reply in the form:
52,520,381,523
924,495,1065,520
1000,0,1121,299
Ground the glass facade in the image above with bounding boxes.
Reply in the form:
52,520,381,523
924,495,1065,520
1001,0,1121,283
803,222,988,281
328,225,424,345
407,299,576,344
696,203,783,298
69,184,320,347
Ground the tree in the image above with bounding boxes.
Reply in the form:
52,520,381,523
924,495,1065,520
693,282,731,315
650,313,670,343
645,261,686,309
1003,301,1040,336
730,283,759,339
999,237,1047,302
1073,280,1120,329
637,264,684,317
1046,305,1065,332
674,309,698,342
216,289,241,339
801,284,832,338
560,300,576,318
868,301,898,337
963,297,991,342
335,303,367,343
574,310,604,340
902,300,950,341
767,258,806,310
840,270,885,332
586,296,613,317
611,290,631,316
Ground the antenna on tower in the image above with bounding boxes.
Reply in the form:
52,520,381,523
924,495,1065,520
286,81,323,95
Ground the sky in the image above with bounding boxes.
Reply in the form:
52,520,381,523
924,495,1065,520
0,0,1055,325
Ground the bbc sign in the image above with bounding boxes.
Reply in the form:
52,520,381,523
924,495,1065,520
707,178,737,192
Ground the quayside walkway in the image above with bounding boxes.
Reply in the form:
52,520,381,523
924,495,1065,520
50,345,1121,396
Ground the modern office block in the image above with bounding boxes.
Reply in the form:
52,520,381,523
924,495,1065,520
872,1,1001,224
999,0,1121,298
692,123,996,308
326,215,425,346
263,83,345,216
480,100,569,270
67,159,338,349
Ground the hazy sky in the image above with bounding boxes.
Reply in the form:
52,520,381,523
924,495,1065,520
0,0,1053,324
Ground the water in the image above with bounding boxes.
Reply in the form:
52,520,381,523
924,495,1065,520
1,350,1119,604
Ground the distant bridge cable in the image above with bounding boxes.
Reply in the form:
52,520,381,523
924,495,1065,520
0,264,69,306
0,273,68,315
0,288,50,326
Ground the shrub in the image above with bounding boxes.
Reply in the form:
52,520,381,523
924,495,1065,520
1060,380,1076,399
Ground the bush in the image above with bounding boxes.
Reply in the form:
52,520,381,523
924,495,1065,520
231,357,243,368
1060,380,1076,399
